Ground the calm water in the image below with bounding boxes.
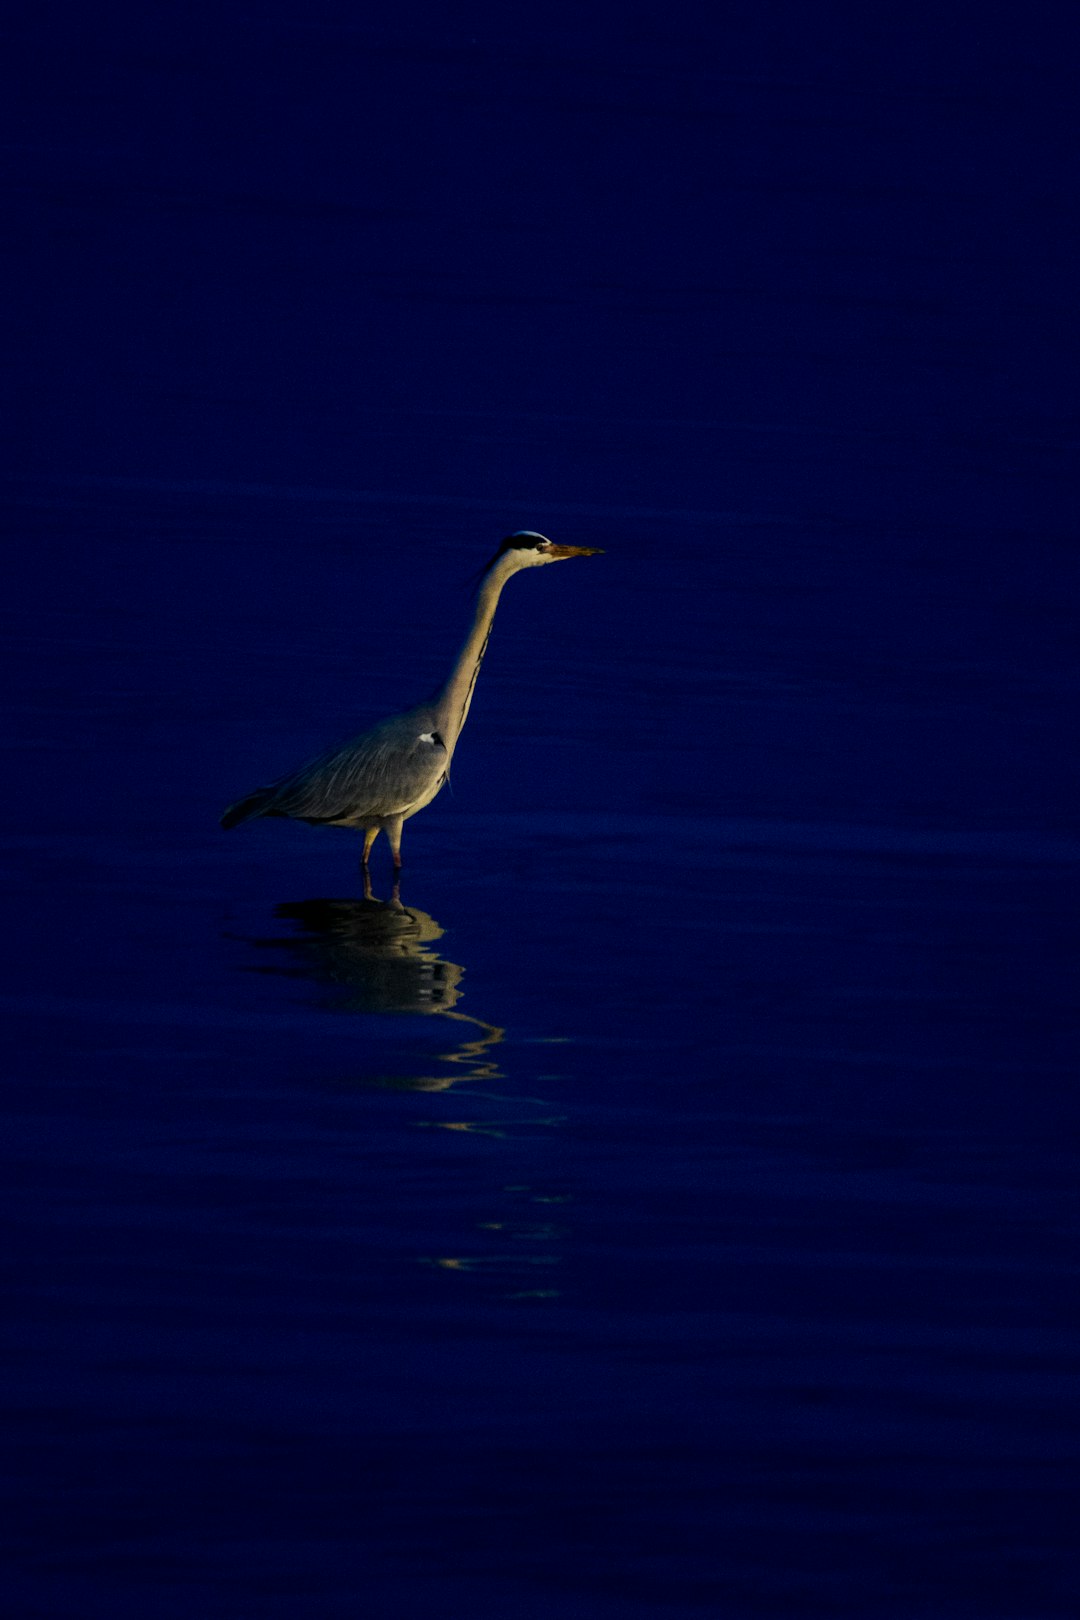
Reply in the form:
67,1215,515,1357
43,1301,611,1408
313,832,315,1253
4,8,1079,1617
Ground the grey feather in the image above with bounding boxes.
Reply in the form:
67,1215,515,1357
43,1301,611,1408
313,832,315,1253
222,709,447,829
220,532,601,864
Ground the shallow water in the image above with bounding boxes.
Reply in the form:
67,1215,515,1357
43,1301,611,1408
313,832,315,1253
4,8,1079,1617
3,481,1076,1617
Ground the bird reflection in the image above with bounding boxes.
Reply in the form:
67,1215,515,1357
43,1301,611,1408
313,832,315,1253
241,880,567,1294
247,875,503,1090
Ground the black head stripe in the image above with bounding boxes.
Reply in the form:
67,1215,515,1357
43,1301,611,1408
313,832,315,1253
474,532,547,579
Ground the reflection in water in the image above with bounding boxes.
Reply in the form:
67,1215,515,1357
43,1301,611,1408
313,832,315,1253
247,877,503,1089
244,878,566,1295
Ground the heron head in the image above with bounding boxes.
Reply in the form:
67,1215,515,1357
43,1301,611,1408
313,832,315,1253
486,531,604,573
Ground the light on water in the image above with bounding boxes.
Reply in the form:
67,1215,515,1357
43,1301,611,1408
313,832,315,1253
4,7,1079,1618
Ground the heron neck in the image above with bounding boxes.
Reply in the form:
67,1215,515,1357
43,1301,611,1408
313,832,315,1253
433,564,513,749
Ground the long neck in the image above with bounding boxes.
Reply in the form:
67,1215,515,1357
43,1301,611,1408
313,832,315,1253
432,560,515,750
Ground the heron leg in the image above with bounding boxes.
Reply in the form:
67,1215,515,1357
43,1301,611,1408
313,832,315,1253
361,826,379,866
386,815,405,871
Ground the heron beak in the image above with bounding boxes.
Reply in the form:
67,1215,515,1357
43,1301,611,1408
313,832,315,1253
548,544,604,559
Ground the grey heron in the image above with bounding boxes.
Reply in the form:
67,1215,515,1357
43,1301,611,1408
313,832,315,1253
221,531,602,867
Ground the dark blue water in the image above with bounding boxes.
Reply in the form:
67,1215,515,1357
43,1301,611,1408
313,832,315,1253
4,7,1078,1616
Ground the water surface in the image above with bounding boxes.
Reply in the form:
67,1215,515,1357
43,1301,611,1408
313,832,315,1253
3,7,1079,1616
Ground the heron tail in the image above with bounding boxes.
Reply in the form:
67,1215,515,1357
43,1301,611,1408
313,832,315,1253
220,786,277,830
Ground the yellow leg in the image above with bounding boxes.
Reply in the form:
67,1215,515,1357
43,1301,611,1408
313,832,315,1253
386,815,404,871
361,826,379,866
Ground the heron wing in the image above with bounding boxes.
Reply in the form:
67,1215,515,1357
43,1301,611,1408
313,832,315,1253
260,717,446,824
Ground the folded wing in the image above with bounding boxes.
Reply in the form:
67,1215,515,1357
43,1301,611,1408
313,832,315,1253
222,717,447,829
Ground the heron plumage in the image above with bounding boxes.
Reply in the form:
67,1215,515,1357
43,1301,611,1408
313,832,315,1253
221,710,447,828
221,532,601,868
